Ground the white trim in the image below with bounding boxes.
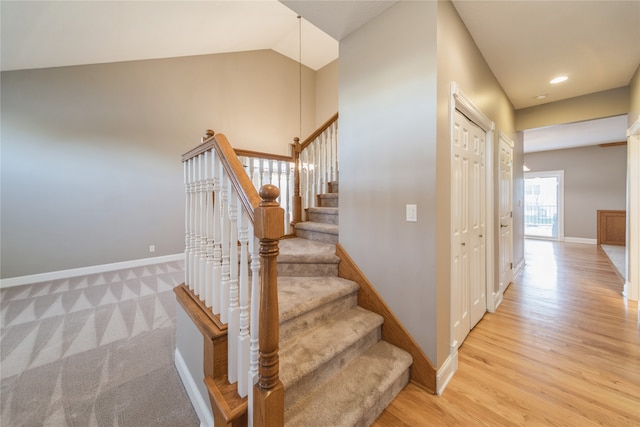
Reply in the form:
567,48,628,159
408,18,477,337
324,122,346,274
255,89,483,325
0,253,184,288
437,349,458,396
450,83,494,132
175,348,214,427
563,237,597,245
625,117,639,301
513,258,525,279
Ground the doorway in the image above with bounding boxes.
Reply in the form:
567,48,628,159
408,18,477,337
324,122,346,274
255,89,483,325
524,170,564,240
451,108,488,350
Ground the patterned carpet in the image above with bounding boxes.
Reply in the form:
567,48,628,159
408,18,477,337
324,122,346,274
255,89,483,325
0,261,199,426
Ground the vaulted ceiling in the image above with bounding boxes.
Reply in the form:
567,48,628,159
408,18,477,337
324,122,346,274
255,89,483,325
2,1,638,151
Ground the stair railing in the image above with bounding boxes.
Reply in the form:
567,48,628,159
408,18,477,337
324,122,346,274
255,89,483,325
292,112,339,224
182,130,284,427
236,149,295,236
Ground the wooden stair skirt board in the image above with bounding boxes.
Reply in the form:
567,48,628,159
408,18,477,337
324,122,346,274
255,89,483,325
336,244,437,393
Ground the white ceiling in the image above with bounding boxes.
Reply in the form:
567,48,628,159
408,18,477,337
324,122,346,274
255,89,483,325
0,1,339,72
2,0,639,152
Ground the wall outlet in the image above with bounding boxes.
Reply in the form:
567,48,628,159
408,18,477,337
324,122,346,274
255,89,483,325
406,204,417,222
149,245,155,253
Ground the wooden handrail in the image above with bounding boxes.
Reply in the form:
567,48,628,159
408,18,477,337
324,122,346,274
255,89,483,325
234,148,293,163
183,130,262,223
298,112,338,151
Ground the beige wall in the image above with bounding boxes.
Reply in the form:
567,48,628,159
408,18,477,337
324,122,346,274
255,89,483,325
340,0,440,365
315,59,339,126
515,87,630,131
524,145,627,240
1,50,316,278
339,0,517,369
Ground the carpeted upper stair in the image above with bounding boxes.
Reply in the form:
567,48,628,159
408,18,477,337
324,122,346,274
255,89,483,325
276,182,412,426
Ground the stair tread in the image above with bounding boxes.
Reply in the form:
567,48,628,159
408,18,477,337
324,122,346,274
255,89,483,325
278,276,358,324
295,221,338,234
278,237,339,264
284,341,413,426
279,306,383,389
318,193,339,198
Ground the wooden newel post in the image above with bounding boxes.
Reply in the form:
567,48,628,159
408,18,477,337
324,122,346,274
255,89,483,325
253,184,285,427
291,137,302,226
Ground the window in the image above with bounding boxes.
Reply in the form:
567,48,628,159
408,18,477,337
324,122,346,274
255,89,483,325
524,170,564,240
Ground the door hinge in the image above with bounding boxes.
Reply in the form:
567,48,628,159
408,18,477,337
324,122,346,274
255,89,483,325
510,262,513,269
510,211,513,218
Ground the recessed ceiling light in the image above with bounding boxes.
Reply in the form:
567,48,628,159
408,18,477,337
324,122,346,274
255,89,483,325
550,76,568,84
535,94,547,100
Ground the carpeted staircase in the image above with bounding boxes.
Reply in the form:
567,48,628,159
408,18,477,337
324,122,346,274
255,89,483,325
275,182,412,426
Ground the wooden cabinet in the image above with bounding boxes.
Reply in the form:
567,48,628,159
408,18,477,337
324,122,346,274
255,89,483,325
597,210,626,245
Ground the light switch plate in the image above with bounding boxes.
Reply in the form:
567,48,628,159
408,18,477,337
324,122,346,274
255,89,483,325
406,204,417,222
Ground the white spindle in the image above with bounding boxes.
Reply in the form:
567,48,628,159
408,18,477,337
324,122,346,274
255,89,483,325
205,151,214,308
212,153,222,314
237,207,251,397
184,160,191,288
190,156,198,294
220,172,230,324
228,191,240,384
198,154,207,298
248,234,261,426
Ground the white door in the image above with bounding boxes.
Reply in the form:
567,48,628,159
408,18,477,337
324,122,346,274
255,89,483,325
499,135,513,295
452,110,487,349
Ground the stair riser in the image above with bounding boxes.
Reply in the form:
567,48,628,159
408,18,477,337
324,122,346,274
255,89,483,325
308,211,339,225
360,368,410,427
278,262,338,277
280,293,357,342
295,228,338,245
317,195,339,208
284,327,381,410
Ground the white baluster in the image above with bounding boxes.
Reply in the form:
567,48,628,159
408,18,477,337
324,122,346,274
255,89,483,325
190,156,198,295
205,150,214,308
237,210,250,397
256,159,267,188
220,172,230,324
248,234,261,426
228,191,240,383
195,154,203,298
184,160,191,288
332,121,339,183
199,154,207,300
212,153,222,315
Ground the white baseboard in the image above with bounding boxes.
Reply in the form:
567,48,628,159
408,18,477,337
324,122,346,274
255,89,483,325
513,258,525,279
493,290,504,311
564,237,597,245
436,349,458,395
175,348,213,427
0,253,184,288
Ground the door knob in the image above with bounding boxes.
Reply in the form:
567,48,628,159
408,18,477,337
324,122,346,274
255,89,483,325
461,242,466,246
500,224,508,228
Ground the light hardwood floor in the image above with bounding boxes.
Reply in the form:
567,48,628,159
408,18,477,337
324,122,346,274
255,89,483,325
373,239,640,426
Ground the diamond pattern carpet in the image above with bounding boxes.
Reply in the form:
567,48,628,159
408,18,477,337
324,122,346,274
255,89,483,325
0,261,199,426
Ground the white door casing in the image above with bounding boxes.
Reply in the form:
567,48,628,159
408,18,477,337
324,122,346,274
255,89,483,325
625,117,640,301
498,132,514,307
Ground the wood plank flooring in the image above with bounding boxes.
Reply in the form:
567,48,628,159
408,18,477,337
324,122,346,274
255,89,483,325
373,239,640,426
